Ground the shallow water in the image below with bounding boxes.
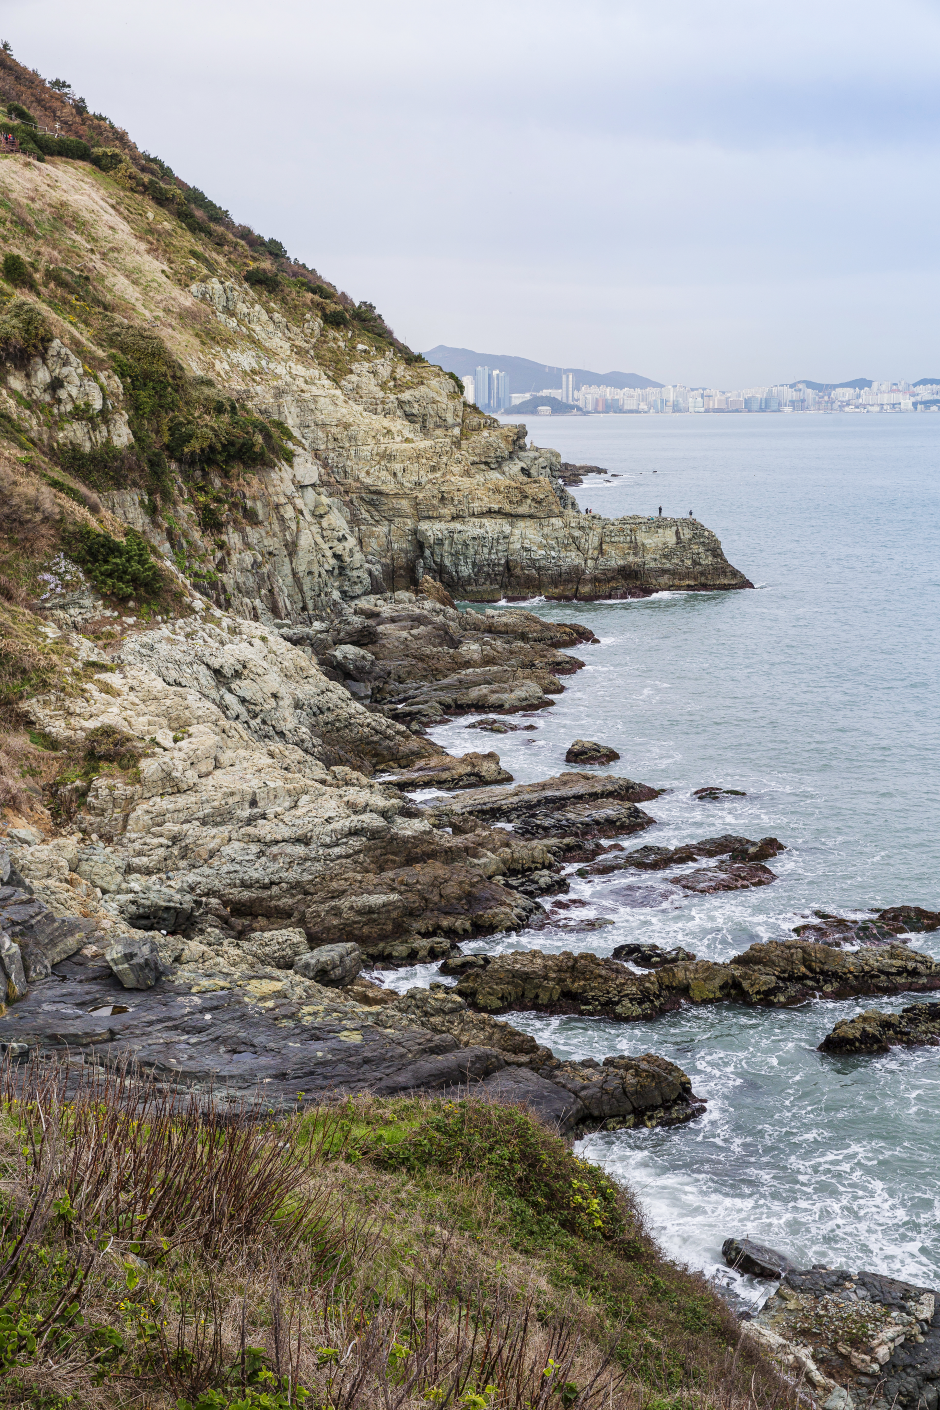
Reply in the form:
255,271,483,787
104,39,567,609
383,415,940,1297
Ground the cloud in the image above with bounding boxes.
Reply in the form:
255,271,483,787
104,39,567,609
5,0,940,382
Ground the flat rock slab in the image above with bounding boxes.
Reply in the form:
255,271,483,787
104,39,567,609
464,718,538,734
796,907,940,949
382,751,513,790
693,786,746,800
430,771,659,840
675,861,777,893
747,1265,939,1410
819,1002,940,1054
577,835,784,877
455,939,940,1022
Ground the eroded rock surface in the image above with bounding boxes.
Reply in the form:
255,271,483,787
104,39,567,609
430,772,660,842
564,739,620,765
795,908,940,949
454,940,940,1021
819,1003,940,1054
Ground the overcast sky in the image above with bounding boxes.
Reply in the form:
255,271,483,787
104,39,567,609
5,0,940,385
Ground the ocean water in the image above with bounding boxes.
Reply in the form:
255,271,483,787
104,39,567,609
380,414,940,1301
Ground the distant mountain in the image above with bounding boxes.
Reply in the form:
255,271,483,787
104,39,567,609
794,378,872,391
423,345,662,394
504,396,580,416
913,378,940,387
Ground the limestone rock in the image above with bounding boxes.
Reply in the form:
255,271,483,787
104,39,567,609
75,845,126,894
109,885,196,933
105,936,164,989
819,1002,940,1054
564,739,620,765
293,942,363,987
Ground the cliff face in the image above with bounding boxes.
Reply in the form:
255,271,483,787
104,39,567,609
0,153,750,616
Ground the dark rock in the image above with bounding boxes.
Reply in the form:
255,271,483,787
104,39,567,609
381,751,513,790
454,938,940,1022
500,868,569,898
0,848,33,894
577,835,784,877
430,772,659,841
438,952,491,976
463,1066,584,1130
558,462,610,486
105,936,164,990
612,942,697,969
675,861,777,893
293,942,363,987
693,786,747,800
111,885,196,934
564,739,621,765
465,717,538,733
819,1002,940,1054
0,932,27,1001
0,886,93,980
722,1236,795,1279
875,906,940,934
796,906,940,949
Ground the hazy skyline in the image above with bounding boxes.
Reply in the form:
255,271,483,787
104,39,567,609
4,0,940,386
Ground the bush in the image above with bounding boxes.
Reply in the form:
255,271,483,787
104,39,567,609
244,267,279,292
6,101,36,124
1,251,32,288
65,524,165,601
0,297,53,361
263,237,287,258
322,304,349,328
91,147,125,173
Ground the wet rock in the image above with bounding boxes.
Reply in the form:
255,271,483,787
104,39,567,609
454,938,940,1021
577,835,784,877
564,739,621,765
558,462,609,485
367,935,459,968
0,885,93,981
499,868,569,898
465,717,538,733
722,1236,795,1279
430,771,659,841
819,1002,940,1054
612,942,697,969
294,942,363,987
438,952,491,976
674,861,777,893
693,786,747,800
381,751,513,790
105,936,164,989
109,885,196,934
796,906,940,949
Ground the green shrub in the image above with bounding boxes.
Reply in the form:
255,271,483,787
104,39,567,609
311,282,335,300
322,304,349,328
27,130,91,160
263,237,287,258
6,102,36,124
244,267,279,292
91,147,125,173
1,252,33,288
65,524,165,601
0,297,53,362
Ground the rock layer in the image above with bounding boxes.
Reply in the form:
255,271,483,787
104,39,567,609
819,1003,940,1054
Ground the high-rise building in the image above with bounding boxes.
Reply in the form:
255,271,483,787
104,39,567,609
462,375,476,404
491,369,507,412
474,366,490,409
561,372,575,403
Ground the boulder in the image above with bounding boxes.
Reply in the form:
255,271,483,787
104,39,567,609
722,1236,795,1279
693,786,747,800
75,845,126,894
674,861,776,893
819,1002,940,1054
0,885,92,980
105,936,163,990
293,942,363,987
612,942,697,969
0,932,27,1002
0,848,32,893
465,717,538,733
243,927,310,970
111,885,196,934
564,739,621,765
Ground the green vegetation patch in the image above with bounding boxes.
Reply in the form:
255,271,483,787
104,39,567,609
64,523,165,601
0,297,53,362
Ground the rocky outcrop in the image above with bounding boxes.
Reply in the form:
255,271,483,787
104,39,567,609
744,1263,939,1410
795,908,940,949
819,1003,940,1054
575,834,784,876
429,772,660,842
612,942,697,969
454,940,940,1021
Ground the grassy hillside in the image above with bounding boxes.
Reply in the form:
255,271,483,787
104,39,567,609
0,1061,786,1410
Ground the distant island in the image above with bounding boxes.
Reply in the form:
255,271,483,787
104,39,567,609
504,395,579,416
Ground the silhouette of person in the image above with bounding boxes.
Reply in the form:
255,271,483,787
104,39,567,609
689,510,693,517
658,506,662,516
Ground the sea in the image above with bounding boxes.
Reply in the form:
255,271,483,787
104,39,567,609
376,412,940,1304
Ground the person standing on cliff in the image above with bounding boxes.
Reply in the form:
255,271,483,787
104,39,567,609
689,510,694,517
658,506,662,515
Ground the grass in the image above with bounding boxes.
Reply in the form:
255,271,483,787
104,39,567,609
0,1058,796,1410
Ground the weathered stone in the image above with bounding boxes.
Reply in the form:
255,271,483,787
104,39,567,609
578,834,784,877
75,845,127,894
564,739,620,765
243,927,310,970
455,939,940,1021
465,717,538,734
381,751,513,790
0,885,92,980
1,848,32,893
430,771,659,841
105,936,163,989
819,1002,940,1054
692,786,747,800
0,932,27,1003
109,885,196,934
674,861,777,893
796,906,940,949
722,1236,795,1279
612,942,697,969
293,942,363,987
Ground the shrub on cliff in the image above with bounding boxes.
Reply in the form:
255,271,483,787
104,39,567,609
1,251,33,289
0,297,53,361
322,304,349,328
244,266,279,292
65,523,165,601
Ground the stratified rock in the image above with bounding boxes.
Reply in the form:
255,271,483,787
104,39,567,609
465,717,538,733
105,936,163,989
0,932,27,1002
1,848,33,893
454,939,940,1021
819,1002,940,1054
557,462,609,486
430,772,660,841
0,884,92,981
675,861,777,893
875,906,940,933
294,942,363,987
577,835,784,877
612,942,697,969
693,786,747,800
75,845,126,894
722,1236,795,1279
564,740,621,765
382,751,513,790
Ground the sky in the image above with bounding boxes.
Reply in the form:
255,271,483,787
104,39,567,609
4,0,940,386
